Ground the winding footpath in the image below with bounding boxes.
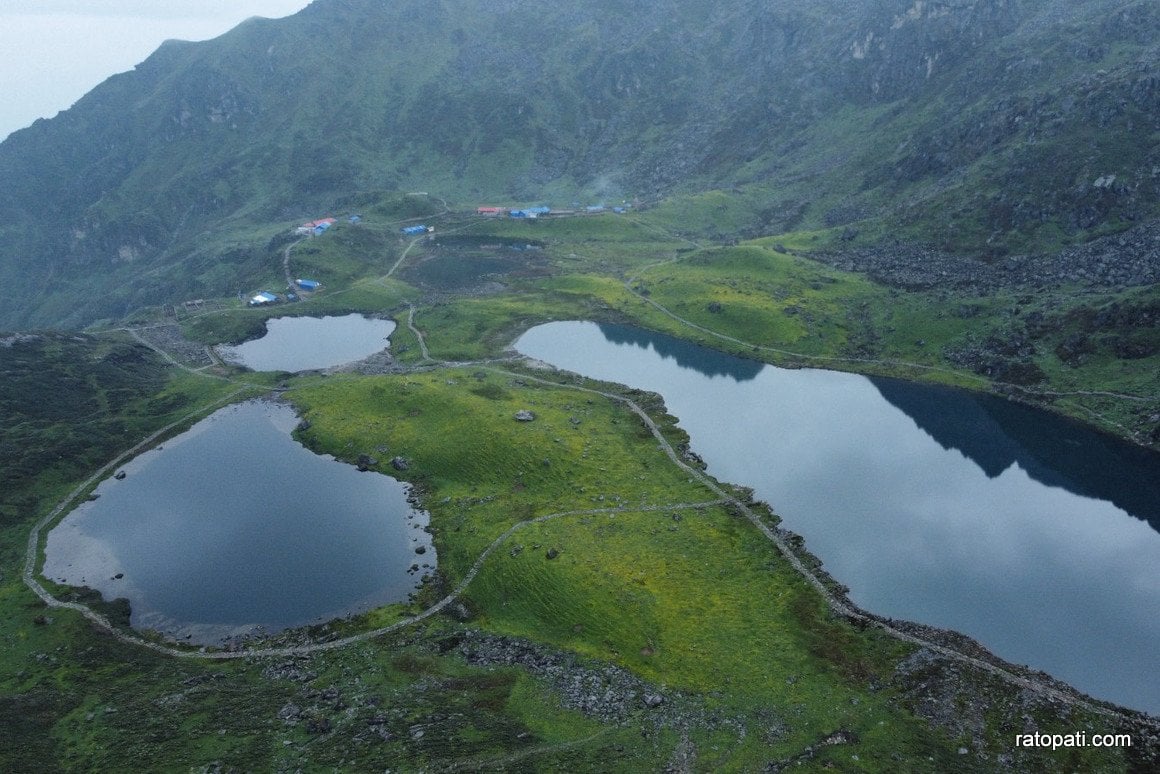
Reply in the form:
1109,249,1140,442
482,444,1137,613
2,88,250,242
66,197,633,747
385,234,424,279
25,496,722,661
406,303,431,360
125,328,231,380
481,364,1160,729
21,218,1158,735
25,331,1157,726
402,309,1156,727
282,237,307,288
22,389,254,648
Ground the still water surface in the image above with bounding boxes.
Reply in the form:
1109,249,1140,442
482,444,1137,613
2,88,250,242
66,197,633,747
516,321,1160,714
218,314,395,371
44,400,432,644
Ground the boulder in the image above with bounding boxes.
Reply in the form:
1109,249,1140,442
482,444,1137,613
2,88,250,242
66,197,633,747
306,716,331,734
391,456,409,471
448,601,472,621
514,410,535,422
277,703,302,724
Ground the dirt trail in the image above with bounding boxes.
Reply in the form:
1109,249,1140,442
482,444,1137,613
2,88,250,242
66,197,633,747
22,389,255,648
125,328,228,379
26,498,722,661
23,211,1158,731
407,306,1157,726
282,237,306,288
26,298,1159,729
406,303,431,360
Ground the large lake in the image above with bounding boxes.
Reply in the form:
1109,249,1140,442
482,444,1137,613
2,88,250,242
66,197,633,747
516,321,1160,715
43,400,433,644
218,314,395,371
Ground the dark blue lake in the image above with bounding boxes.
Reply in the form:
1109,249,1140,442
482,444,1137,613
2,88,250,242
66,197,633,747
516,321,1160,715
218,314,395,372
43,400,433,644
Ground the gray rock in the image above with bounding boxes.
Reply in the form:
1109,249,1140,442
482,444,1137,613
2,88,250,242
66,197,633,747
447,601,472,621
277,703,302,724
514,410,536,422
391,456,409,471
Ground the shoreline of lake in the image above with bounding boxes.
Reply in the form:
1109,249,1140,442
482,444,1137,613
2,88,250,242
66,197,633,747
42,398,434,645
217,313,396,372
514,320,1160,716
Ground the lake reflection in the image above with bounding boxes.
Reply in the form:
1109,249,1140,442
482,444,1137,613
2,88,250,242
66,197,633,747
515,321,1160,714
218,314,395,372
44,400,433,644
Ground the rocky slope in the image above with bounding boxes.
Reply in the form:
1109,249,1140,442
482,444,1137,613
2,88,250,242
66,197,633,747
814,217,1160,291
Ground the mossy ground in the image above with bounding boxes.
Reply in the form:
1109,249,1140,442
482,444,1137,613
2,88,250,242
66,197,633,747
2,198,1153,770
288,368,964,770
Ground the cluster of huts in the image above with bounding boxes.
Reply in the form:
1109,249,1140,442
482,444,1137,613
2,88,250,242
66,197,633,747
249,212,356,304
401,224,435,235
475,203,629,218
248,278,321,307
295,217,337,236
475,205,552,218
295,214,360,236
251,200,629,309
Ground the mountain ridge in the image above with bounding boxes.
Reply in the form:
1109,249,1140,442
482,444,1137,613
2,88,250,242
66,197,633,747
0,0,1156,328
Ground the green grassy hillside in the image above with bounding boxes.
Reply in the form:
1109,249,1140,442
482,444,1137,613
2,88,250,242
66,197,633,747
2,344,1143,770
0,0,1156,328
0,1,1158,768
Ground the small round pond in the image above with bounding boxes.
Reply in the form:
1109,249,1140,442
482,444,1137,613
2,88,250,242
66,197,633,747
43,400,433,644
218,314,395,372
516,320,1160,715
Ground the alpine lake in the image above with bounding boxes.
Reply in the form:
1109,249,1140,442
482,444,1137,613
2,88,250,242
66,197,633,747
217,313,396,372
39,314,1160,715
515,321,1160,716
44,314,430,645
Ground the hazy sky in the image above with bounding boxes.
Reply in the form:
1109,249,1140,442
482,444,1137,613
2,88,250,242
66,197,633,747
0,1,313,141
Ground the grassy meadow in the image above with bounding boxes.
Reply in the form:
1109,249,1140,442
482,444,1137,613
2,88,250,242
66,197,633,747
1,198,1154,770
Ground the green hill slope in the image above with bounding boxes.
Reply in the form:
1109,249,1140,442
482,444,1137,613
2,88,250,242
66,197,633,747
0,0,1156,328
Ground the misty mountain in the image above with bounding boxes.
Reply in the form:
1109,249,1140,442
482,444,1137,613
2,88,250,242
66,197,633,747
0,0,1156,328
